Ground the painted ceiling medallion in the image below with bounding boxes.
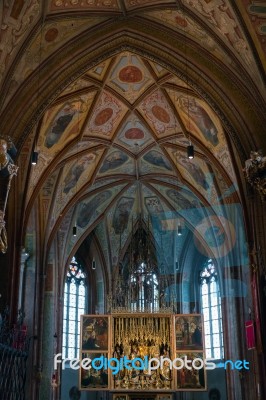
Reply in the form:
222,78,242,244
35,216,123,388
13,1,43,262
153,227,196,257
139,90,179,136
119,65,143,83
87,91,125,137
108,54,153,103
125,128,144,140
152,105,170,123
45,28,59,42
94,108,113,126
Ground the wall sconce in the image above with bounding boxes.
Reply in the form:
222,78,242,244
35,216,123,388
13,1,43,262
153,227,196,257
72,226,77,236
177,224,182,236
92,259,96,270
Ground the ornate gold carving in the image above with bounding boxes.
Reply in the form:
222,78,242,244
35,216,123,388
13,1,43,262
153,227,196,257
0,139,8,169
112,315,172,391
0,210,7,253
0,137,18,253
244,150,266,200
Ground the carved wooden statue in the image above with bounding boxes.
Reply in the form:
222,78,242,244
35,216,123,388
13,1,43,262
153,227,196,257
244,150,266,201
0,138,18,253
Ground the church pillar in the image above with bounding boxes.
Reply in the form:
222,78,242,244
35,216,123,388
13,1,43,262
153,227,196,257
248,197,266,399
18,248,30,311
39,263,55,400
222,265,253,400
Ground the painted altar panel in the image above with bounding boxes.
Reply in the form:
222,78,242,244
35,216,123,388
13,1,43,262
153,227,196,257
79,315,110,391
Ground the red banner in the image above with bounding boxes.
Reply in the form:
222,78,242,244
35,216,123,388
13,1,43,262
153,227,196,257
245,320,255,350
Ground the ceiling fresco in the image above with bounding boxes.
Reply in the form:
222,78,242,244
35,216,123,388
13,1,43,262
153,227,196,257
22,48,244,267
2,1,263,271
1,0,265,112
114,116,155,154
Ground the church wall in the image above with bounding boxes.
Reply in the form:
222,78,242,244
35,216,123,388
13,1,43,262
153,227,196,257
39,292,55,400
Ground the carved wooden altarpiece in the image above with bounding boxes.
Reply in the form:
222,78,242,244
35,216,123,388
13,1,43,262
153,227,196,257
79,313,206,393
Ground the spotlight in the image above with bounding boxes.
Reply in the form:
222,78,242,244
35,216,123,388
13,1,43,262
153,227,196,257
177,224,182,236
72,226,77,236
31,151,38,165
187,144,194,159
92,259,96,270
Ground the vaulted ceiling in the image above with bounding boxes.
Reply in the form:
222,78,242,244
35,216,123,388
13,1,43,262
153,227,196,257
26,51,240,268
1,0,265,275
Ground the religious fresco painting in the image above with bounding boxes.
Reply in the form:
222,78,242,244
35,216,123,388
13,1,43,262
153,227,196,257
99,150,129,173
41,97,90,150
143,150,172,171
181,159,209,191
171,150,210,192
76,190,112,228
63,152,97,194
112,197,135,235
166,188,199,210
106,185,138,264
176,95,219,147
50,150,104,223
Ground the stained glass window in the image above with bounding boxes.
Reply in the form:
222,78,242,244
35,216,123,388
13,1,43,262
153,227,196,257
62,257,87,359
200,259,224,359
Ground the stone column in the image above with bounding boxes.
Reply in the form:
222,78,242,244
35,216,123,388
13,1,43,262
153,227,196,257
18,248,30,311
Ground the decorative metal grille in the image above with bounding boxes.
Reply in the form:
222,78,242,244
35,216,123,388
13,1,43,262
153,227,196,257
0,309,30,400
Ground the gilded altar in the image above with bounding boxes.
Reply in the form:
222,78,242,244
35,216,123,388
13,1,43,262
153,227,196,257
79,313,206,392
112,394,173,400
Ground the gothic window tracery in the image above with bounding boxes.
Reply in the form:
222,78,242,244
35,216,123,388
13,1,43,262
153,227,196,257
200,259,224,359
62,257,87,359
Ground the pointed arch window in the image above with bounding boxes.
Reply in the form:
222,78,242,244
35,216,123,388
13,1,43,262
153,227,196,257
200,259,224,359
62,257,87,359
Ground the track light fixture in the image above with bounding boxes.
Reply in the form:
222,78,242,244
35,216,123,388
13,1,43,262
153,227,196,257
187,144,194,159
31,151,38,165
